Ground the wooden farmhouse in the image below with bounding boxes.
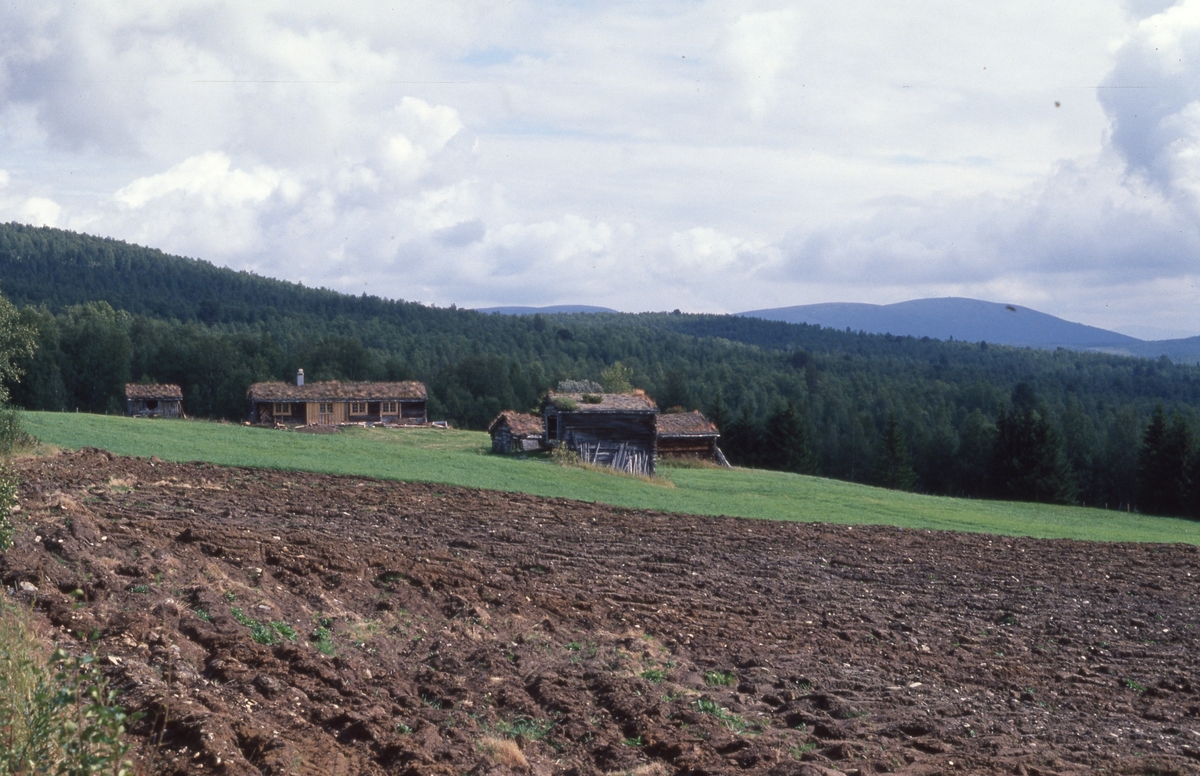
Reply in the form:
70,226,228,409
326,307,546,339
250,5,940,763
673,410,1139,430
249,370,427,426
541,391,658,475
657,410,729,466
488,411,545,454
124,384,184,418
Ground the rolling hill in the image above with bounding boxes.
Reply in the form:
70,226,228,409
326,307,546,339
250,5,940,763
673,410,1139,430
739,297,1200,362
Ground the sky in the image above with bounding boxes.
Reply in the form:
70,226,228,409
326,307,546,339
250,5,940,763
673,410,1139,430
1,1,1199,339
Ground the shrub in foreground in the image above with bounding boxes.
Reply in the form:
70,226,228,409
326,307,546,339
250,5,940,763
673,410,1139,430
0,600,138,775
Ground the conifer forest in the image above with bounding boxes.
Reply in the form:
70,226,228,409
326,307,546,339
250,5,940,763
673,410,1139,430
3,222,1200,517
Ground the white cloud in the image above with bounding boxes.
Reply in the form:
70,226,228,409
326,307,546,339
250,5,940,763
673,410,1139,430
1101,0,1200,194
724,8,800,120
394,96,463,153
667,227,778,275
1,1,1199,335
21,197,62,227
115,152,286,209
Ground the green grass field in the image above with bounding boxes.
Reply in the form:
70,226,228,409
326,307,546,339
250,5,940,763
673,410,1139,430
19,411,1200,544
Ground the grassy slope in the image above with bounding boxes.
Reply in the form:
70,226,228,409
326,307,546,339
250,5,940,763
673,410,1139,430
21,411,1200,545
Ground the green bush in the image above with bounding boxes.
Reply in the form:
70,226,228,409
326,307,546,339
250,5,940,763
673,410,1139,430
550,446,580,467
556,379,602,394
551,397,578,411
0,407,31,458
0,601,138,775
580,394,603,404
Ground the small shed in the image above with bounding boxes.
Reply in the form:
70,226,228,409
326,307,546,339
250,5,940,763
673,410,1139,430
249,371,427,426
488,412,546,453
541,391,658,475
125,384,184,418
657,410,729,466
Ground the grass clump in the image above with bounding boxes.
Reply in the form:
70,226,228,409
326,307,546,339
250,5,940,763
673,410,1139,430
704,670,737,687
269,621,297,641
790,742,819,757
477,736,528,768
229,607,282,645
640,668,668,684
694,697,751,733
310,626,336,656
493,715,555,741
0,601,138,775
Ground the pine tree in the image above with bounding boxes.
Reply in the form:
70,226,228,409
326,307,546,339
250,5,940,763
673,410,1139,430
722,408,763,467
990,387,1074,504
1137,404,1193,517
707,395,732,437
956,409,996,498
1188,449,1200,520
872,413,917,491
763,401,817,475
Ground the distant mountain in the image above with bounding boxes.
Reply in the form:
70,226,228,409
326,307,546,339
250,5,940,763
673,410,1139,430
1118,336,1200,363
477,305,618,315
740,297,1142,347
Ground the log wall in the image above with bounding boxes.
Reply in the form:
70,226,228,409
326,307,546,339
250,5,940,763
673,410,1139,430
126,399,182,418
546,409,657,476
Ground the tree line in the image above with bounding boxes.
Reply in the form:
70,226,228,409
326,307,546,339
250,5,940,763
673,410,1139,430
3,223,1200,518
6,296,1200,518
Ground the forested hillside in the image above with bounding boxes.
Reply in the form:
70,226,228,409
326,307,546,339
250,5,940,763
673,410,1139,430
3,222,1200,518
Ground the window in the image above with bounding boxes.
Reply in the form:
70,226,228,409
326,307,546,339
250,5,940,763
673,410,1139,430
381,401,398,415
319,403,334,414
350,402,368,415
273,403,291,416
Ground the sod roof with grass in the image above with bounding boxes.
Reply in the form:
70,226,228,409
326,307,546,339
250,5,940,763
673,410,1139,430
247,380,427,402
124,383,183,401
543,391,657,413
657,410,719,437
487,412,544,437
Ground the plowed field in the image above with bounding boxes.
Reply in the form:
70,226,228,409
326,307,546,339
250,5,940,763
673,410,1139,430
4,449,1200,775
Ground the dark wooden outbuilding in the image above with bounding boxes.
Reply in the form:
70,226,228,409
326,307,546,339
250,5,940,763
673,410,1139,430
488,412,546,453
249,371,427,426
657,410,729,466
125,384,184,418
540,391,658,475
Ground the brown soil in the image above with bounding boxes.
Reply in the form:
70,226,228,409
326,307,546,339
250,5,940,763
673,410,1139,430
4,448,1200,775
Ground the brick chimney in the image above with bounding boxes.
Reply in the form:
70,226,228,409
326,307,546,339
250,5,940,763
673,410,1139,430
297,369,305,387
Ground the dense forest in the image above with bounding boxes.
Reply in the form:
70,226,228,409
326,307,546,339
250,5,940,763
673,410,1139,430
2,222,1200,518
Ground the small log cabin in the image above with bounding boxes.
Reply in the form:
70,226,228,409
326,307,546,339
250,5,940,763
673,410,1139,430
657,410,729,466
249,370,427,426
125,384,184,418
488,411,546,453
541,391,658,476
